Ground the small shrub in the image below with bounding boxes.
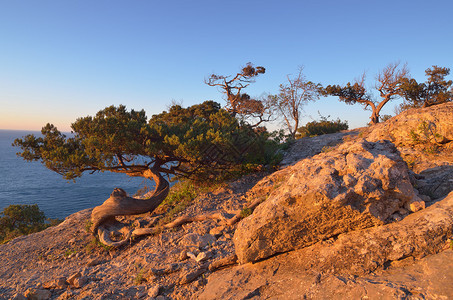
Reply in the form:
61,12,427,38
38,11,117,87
134,268,146,285
297,115,348,139
84,220,93,233
155,180,223,226
409,120,445,154
240,207,253,218
85,237,113,254
321,146,335,153
380,114,393,122
0,204,62,244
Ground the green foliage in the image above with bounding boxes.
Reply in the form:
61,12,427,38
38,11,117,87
323,82,369,105
85,236,113,253
409,120,445,154
380,114,393,122
157,180,198,216
296,115,348,138
0,204,62,244
155,179,223,226
240,207,253,218
134,269,146,285
13,101,271,183
399,65,453,110
205,63,270,127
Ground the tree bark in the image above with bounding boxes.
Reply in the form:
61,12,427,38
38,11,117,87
90,166,170,246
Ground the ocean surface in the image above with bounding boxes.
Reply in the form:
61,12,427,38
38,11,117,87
0,130,152,219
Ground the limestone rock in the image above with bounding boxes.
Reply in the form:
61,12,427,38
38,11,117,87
416,165,453,199
72,275,87,288
66,272,81,286
148,285,160,298
23,288,51,300
179,233,216,249
201,192,453,299
234,139,424,264
12,293,27,300
42,277,67,289
366,102,453,145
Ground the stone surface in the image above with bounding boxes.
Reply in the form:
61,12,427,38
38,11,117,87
366,102,453,145
23,288,52,300
416,165,453,199
42,277,67,289
0,104,451,299
201,192,453,299
234,139,424,264
148,285,160,298
179,233,216,249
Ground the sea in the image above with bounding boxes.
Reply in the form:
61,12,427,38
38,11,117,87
0,130,152,219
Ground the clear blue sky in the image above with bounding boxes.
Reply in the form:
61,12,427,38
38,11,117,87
1,0,452,131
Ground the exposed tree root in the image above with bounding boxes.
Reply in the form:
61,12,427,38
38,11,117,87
90,167,169,247
91,166,264,247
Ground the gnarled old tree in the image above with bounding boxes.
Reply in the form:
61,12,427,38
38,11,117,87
205,62,272,127
14,101,267,246
324,62,409,124
399,65,453,110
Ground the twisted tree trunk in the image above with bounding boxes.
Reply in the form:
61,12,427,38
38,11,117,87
90,167,170,246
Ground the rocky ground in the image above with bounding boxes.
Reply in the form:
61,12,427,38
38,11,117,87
1,103,452,299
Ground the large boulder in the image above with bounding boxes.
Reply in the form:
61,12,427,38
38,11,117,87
366,103,453,197
365,102,453,145
202,192,453,299
234,139,425,264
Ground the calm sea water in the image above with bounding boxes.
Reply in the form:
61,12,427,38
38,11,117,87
0,130,152,219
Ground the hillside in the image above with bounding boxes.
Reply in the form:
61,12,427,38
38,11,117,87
1,103,452,300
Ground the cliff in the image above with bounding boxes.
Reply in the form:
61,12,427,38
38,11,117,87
1,103,452,300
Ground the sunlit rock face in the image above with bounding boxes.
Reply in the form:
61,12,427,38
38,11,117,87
234,139,424,264
365,102,453,146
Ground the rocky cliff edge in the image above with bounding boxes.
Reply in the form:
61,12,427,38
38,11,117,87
1,103,452,299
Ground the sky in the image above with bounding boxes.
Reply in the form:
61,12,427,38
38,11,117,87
1,0,452,132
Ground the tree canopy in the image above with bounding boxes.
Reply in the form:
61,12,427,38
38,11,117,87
14,101,267,182
399,65,453,109
324,62,409,124
205,62,272,127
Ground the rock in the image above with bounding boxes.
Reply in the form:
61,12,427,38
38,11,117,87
417,165,453,199
186,251,197,261
66,272,81,285
179,250,188,261
208,254,238,271
366,102,453,145
209,226,225,237
42,277,67,289
23,288,51,300
148,285,160,298
280,130,360,166
12,293,27,300
201,192,453,299
195,252,209,262
179,233,216,249
187,251,212,263
234,139,425,264
56,290,75,300
178,264,209,285
72,276,87,288
66,272,86,288
86,258,104,267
